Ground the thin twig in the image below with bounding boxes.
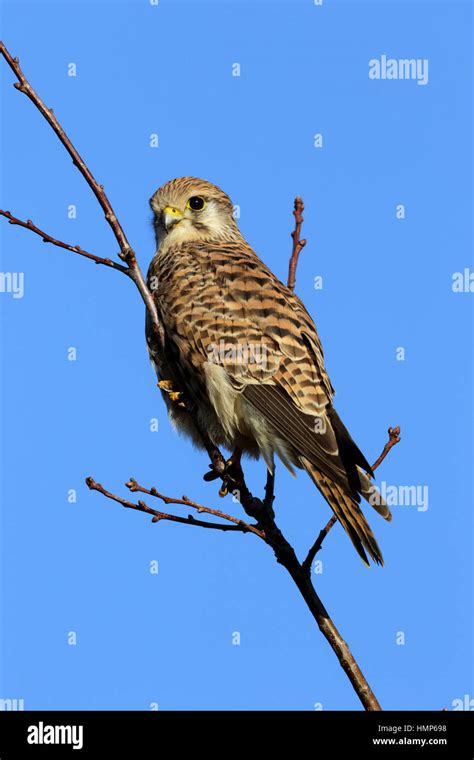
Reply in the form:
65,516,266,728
370,426,401,473
287,197,307,291
125,478,265,539
0,210,129,273
86,478,257,533
302,516,338,575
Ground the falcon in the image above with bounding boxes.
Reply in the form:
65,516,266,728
146,177,391,565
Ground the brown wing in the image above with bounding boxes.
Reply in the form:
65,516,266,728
148,239,372,488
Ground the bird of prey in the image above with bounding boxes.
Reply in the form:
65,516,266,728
146,177,391,565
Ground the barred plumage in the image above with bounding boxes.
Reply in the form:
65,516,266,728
147,177,391,565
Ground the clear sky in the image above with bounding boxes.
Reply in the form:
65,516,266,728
0,0,472,710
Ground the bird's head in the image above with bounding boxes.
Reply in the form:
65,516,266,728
150,177,240,248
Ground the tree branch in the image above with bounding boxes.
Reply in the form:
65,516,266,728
0,42,401,712
370,426,401,473
124,478,265,538
86,477,261,534
301,516,338,576
0,43,130,253
287,196,307,291
89,460,384,710
0,40,165,348
0,210,129,273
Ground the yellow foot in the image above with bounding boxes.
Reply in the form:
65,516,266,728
158,379,174,390
158,380,183,403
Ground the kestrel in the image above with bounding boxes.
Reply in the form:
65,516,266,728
146,177,391,565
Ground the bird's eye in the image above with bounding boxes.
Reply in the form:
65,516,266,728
187,196,206,211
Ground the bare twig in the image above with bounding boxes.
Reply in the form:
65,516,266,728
0,210,129,273
302,516,338,575
86,477,259,534
370,426,401,473
125,478,265,538
287,196,307,291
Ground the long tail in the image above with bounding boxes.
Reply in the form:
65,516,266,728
301,457,387,566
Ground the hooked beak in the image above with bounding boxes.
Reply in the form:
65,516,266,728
162,206,184,232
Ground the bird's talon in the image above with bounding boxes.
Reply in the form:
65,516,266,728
222,453,244,486
158,379,185,405
203,469,220,482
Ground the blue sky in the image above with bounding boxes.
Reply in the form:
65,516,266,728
0,0,472,710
